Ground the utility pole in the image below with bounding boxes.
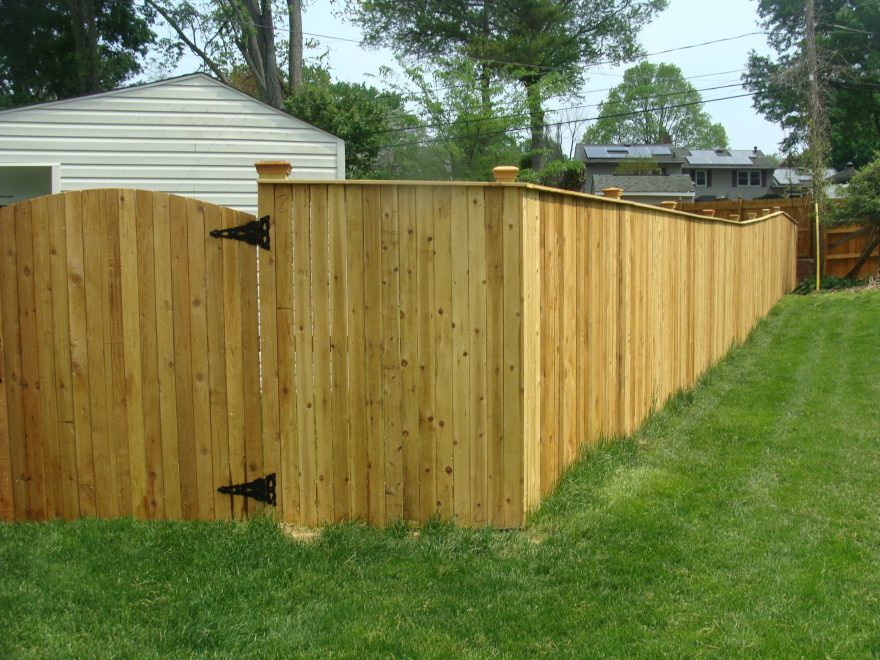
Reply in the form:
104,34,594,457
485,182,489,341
803,0,828,285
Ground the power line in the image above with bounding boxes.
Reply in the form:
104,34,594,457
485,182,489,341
382,92,757,149
377,82,748,137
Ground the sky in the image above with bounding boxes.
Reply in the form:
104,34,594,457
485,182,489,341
166,0,787,156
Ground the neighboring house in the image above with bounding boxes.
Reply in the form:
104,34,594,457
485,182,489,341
770,167,837,197
593,174,694,205
576,143,778,200
0,73,345,214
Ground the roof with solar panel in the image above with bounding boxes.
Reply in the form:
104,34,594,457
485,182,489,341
577,144,776,169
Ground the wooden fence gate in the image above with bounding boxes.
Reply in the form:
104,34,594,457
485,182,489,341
0,189,268,521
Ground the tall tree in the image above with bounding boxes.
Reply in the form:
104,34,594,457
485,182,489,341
286,64,427,179
401,57,525,180
744,0,880,168
145,0,306,108
582,62,729,148
353,0,667,170
0,0,155,108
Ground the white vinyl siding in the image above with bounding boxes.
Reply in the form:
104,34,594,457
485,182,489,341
0,74,345,213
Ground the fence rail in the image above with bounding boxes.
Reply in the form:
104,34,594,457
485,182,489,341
0,171,798,526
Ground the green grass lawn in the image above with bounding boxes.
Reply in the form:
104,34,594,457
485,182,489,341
2,291,879,657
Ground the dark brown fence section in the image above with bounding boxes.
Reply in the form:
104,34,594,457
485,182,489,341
680,197,878,278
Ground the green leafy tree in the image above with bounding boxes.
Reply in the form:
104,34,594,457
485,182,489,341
352,0,667,171
744,0,880,168
145,0,307,108
828,155,880,278
582,62,729,148
401,57,525,180
0,0,155,108
286,65,425,179
517,158,586,190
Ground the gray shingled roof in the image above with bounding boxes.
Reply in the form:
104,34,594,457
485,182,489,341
593,174,695,194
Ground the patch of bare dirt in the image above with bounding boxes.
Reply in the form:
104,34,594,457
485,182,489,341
279,523,321,543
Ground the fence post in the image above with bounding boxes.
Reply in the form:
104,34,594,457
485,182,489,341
493,166,519,183
601,187,623,199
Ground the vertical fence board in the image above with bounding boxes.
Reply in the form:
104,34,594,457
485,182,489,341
561,200,577,465
520,191,544,510
379,186,403,523
502,187,524,526
432,187,454,520
257,184,281,520
274,186,299,523
31,197,62,518
152,193,182,519
414,187,437,521
48,195,78,519
310,185,335,522
135,190,164,519
484,188,505,525
104,192,128,518
169,195,198,519
118,191,148,518
204,203,230,520
221,208,246,521
0,205,17,520
397,187,419,521
328,186,351,521
450,187,471,525
186,200,215,520
344,186,368,522
15,201,47,519
468,188,489,524
292,185,318,525
362,187,386,524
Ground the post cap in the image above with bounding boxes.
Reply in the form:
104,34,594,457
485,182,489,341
256,160,292,180
601,187,624,199
659,200,678,210
492,165,520,183
700,209,716,217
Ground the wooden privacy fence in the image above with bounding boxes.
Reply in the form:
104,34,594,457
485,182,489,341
0,167,798,526
680,197,879,278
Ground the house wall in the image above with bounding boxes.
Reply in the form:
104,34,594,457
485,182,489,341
0,74,345,214
684,168,774,200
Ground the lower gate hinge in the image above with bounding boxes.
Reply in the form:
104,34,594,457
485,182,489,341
218,473,276,506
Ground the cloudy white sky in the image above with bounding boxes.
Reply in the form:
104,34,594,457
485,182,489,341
166,0,786,156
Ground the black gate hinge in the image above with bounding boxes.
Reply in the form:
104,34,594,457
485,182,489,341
210,215,270,251
218,473,276,506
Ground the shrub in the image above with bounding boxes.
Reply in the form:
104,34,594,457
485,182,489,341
516,159,587,191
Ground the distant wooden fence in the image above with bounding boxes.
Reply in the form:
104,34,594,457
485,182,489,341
680,197,879,278
0,171,798,526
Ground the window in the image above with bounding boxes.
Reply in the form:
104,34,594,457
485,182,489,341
695,170,708,187
737,170,762,186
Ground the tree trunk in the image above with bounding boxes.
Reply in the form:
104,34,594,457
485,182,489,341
241,0,284,109
288,0,304,92
525,80,546,171
67,0,100,94
844,230,880,279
